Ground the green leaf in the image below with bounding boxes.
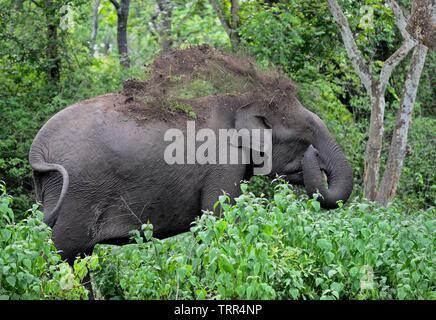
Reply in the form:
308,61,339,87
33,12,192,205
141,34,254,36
311,199,321,211
89,255,99,270
246,285,253,299
290,288,299,299
248,225,259,235
320,295,335,300
176,266,187,281
240,183,248,193
327,269,338,278
6,276,16,288
263,224,273,236
141,224,153,241
315,277,324,286
195,289,206,300
317,239,332,252
218,255,234,273
22,258,32,269
0,229,12,241
330,282,343,293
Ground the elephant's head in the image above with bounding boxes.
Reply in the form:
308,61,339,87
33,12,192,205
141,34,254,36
235,93,353,209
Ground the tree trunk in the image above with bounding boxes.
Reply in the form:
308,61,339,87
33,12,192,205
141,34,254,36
103,29,112,55
110,0,130,68
90,0,101,55
14,0,24,10
363,83,385,200
328,0,426,205
44,0,60,87
156,0,173,52
117,0,130,68
376,44,428,205
209,0,240,49
229,0,240,46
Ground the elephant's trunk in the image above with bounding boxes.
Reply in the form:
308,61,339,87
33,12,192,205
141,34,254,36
302,116,353,209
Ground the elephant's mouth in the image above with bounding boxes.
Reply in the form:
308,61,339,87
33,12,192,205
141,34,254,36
285,170,304,185
285,169,328,187
284,155,328,186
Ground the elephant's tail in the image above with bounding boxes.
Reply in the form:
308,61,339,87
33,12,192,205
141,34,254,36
29,156,69,229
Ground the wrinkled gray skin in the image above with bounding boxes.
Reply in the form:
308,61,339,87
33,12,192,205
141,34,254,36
29,93,352,262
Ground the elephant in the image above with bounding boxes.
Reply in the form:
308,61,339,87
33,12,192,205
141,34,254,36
29,46,353,263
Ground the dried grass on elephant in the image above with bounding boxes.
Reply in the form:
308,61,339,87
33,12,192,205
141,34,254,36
120,45,297,122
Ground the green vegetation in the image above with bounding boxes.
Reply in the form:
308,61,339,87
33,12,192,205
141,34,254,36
171,71,251,99
2,181,433,300
0,0,434,300
0,183,95,300
167,99,198,119
93,181,434,300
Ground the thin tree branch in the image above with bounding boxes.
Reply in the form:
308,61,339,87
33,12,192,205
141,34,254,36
149,4,160,38
327,0,373,93
389,0,411,40
90,0,101,53
30,0,43,8
231,0,240,29
208,0,232,38
109,0,120,11
156,0,173,51
209,0,240,48
379,1,417,99
379,39,416,92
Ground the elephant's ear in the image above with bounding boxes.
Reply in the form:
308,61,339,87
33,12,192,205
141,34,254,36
234,103,272,152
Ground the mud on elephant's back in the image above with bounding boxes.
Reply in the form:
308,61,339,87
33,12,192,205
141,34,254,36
120,45,296,123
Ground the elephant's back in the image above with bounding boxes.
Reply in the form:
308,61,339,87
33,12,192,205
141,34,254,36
36,93,135,138
31,93,169,165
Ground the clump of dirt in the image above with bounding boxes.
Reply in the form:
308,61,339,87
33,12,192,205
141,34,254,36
120,44,296,122
406,1,436,50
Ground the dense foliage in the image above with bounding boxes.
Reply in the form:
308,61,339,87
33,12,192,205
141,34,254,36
0,183,94,299
93,180,435,299
2,180,432,300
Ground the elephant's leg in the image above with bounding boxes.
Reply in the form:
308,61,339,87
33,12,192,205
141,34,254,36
201,166,246,215
38,176,96,299
49,197,95,262
82,272,95,300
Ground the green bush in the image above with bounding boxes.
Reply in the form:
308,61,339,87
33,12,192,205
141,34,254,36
0,183,93,300
93,180,435,300
398,117,436,210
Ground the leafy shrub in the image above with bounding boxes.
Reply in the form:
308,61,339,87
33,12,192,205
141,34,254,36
397,117,436,210
93,180,435,300
0,183,93,300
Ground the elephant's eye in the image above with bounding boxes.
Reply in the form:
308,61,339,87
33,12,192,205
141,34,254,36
255,116,271,128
